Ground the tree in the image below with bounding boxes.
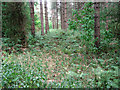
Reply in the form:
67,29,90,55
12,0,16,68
0,2,2,39
77,2,81,11
44,0,49,34
61,2,65,29
2,2,27,46
62,2,65,29
64,1,68,30
105,1,108,31
74,1,77,10
60,2,63,29
51,9,55,29
94,2,100,48
29,0,35,37
56,1,59,29
61,1,67,30
40,0,44,35
118,1,120,55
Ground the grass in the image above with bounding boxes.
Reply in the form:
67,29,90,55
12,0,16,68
2,29,119,88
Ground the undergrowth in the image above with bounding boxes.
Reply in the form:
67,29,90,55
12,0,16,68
2,29,119,88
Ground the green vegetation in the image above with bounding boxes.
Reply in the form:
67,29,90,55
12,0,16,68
2,29,119,88
1,2,119,89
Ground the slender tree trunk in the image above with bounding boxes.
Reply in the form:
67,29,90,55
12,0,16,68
62,2,65,29
64,1,67,30
44,0,49,34
105,1,108,31
52,9,55,29
40,0,44,35
56,1,59,29
60,2,67,30
0,2,2,39
77,2,81,11
1,2,5,38
29,1,35,37
94,2,100,48
74,1,77,10
74,1,78,28
118,1,120,55
60,2,63,29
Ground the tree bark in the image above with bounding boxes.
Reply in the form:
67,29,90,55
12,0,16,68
62,2,65,29
44,0,49,34
56,1,59,29
64,1,67,30
52,9,55,29
29,1,35,37
105,1,108,31
74,1,77,10
0,2,2,39
60,1,67,30
60,2,63,29
40,0,44,35
77,2,81,11
94,2,100,48
118,1,120,56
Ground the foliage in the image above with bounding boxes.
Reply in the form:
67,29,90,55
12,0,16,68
2,3,25,42
68,2,95,53
2,2,32,49
68,2,94,31
1,2,119,89
2,51,47,88
49,21,53,30
34,14,41,31
2,30,119,88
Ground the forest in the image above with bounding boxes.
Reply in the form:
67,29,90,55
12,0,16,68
0,0,120,88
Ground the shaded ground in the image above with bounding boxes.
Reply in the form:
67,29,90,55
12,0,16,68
2,29,119,88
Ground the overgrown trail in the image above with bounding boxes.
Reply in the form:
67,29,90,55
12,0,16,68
31,29,93,84
2,29,119,88
32,29,94,83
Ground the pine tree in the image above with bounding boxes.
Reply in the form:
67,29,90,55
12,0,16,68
52,9,55,29
94,2,100,48
62,2,65,29
29,0,35,37
40,0,44,35
60,2,63,29
105,1,108,31
56,1,59,29
44,0,49,34
64,1,67,30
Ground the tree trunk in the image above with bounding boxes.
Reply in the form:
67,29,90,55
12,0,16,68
62,2,65,29
29,1,35,37
52,9,55,29
77,2,81,11
105,1,108,31
40,0,44,35
0,2,2,38
94,2,100,48
60,2,63,29
60,2,67,30
56,1,59,29
74,1,77,10
118,1,120,56
64,1,67,30
44,0,49,34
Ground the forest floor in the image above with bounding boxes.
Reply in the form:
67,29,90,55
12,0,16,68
2,29,119,88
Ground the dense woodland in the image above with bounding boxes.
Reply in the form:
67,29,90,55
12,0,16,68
1,0,120,88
